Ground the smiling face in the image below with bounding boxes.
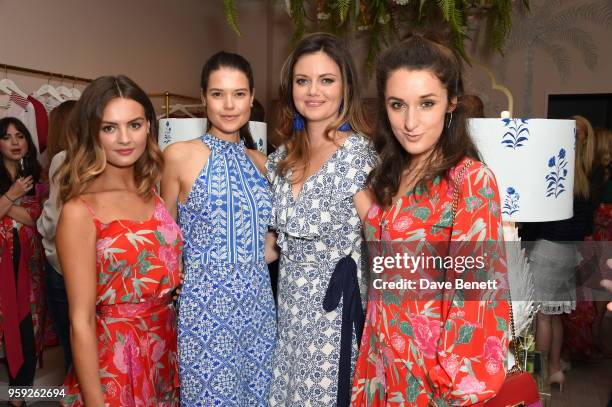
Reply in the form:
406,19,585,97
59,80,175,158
98,97,149,168
385,68,456,165
292,51,343,127
203,67,253,139
0,123,28,163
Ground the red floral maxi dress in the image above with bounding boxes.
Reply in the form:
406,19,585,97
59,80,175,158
351,159,510,406
62,195,182,406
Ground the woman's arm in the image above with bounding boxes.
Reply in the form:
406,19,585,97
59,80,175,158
354,189,374,222
160,144,183,220
264,231,279,264
57,199,105,406
432,164,509,405
7,206,34,226
0,176,33,220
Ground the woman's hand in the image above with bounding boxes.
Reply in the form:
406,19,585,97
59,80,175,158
8,176,33,200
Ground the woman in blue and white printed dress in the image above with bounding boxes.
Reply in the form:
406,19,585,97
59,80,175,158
266,33,378,406
161,52,277,406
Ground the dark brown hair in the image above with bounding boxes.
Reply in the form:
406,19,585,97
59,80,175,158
201,51,256,149
369,34,480,207
274,32,371,182
0,117,42,195
56,75,163,203
46,100,77,161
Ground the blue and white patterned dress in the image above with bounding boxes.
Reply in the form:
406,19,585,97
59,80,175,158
177,134,276,406
266,133,378,406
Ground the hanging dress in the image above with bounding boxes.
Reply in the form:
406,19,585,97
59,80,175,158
62,194,182,406
177,134,276,406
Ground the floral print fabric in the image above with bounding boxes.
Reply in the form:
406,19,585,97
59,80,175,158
351,158,510,406
62,195,182,407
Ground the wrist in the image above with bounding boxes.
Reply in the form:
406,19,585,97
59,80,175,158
3,194,16,204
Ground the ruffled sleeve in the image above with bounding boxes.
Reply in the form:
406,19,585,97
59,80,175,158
430,160,510,405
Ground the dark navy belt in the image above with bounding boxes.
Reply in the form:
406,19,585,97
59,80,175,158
323,255,365,407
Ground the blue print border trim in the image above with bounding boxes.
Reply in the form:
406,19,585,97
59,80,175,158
501,118,530,149
546,148,568,198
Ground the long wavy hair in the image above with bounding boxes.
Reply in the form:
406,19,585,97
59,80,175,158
275,32,371,182
571,115,596,199
0,117,42,195
201,51,256,149
46,100,77,161
56,75,162,203
368,33,480,207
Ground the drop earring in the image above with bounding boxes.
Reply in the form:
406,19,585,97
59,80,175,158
446,111,453,129
293,112,305,131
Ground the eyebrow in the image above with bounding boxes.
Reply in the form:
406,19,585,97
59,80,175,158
100,117,145,125
294,73,338,78
386,93,439,102
208,87,249,92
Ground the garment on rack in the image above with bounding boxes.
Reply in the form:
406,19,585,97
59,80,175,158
27,96,48,153
32,94,62,114
0,92,40,156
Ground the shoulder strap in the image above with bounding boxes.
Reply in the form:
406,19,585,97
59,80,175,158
450,159,473,223
78,197,96,218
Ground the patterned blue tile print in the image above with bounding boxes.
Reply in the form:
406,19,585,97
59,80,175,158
266,133,378,406
177,134,276,406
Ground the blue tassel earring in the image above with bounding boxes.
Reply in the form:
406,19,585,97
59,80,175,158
293,113,305,131
339,122,351,132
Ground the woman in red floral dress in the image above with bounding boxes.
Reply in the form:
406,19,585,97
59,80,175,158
351,35,509,406
56,76,182,406
0,117,45,401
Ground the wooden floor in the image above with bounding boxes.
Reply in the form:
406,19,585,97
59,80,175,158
547,309,612,407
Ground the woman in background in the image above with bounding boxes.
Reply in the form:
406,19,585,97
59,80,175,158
0,117,44,407
351,34,509,405
37,99,77,372
57,76,182,406
525,114,599,390
266,33,377,406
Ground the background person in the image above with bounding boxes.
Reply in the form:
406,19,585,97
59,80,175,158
0,117,45,407
36,99,77,372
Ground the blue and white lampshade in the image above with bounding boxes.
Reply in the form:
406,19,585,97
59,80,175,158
468,118,575,222
158,118,268,155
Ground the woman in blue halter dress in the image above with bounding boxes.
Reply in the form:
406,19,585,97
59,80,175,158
161,52,276,406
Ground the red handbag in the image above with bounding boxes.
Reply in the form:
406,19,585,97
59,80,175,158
484,304,542,407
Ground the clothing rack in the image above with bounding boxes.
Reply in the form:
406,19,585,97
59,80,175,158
1,62,200,116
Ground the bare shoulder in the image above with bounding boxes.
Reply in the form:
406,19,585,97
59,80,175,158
163,140,209,164
59,198,94,229
246,149,268,175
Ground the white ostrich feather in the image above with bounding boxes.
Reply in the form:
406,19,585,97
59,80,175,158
503,223,538,337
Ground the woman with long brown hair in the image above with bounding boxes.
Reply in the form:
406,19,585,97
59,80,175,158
266,32,377,406
56,75,182,406
351,34,509,405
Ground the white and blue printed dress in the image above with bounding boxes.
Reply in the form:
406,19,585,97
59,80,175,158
266,133,378,406
177,134,276,406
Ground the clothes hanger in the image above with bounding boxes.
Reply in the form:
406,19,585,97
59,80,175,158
32,73,64,102
0,65,28,98
69,78,81,99
156,103,197,119
56,75,73,100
